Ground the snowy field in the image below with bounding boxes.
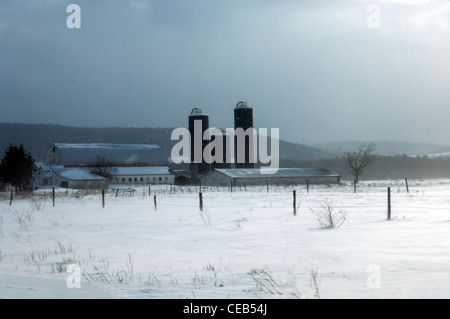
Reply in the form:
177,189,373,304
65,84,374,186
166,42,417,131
0,180,449,299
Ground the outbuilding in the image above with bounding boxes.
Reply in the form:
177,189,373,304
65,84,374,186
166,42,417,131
51,166,108,189
200,168,341,186
111,166,175,185
0,181,11,192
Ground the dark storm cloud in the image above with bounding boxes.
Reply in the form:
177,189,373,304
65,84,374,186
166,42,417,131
0,0,449,145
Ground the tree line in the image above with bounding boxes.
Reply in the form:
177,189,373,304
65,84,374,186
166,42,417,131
2,142,450,192
281,148,450,181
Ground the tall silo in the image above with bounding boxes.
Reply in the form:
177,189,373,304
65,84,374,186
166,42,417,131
211,129,232,170
234,101,255,169
189,108,211,180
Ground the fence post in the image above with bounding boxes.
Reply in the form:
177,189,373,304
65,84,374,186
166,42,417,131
387,187,391,220
405,178,409,194
306,179,309,193
52,187,55,207
230,180,233,193
102,190,105,208
9,189,13,206
293,190,297,216
353,180,357,193
199,192,203,211
154,195,157,211
266,181,269,193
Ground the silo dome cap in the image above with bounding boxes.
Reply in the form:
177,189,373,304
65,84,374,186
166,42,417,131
236,101,249,108
190,108,206,115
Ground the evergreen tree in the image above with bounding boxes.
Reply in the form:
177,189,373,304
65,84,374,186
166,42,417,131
0,144,36,191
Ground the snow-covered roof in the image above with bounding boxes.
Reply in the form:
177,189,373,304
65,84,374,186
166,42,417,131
54,143,160,150
52,167,107,181
34,163,53,177
113,166,172,176
51,166,172,180
208,168,340,179
47,143,167,165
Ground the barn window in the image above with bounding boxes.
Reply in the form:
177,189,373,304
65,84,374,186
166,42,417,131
122,178,125,182
129,178,132,182
134,178,137,182
159,177,162,182
53,146,56,153
140,177,143,182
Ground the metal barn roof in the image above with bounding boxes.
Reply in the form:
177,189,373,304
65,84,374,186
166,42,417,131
52,167,107,181
49,143,167,165
114,166,172,176
209,168,340,179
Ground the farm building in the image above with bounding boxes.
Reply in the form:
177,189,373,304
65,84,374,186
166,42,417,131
0,181,11,192
33,164,53,188
200,168,341,186
110,166,174,185
172,170,192,185
34,143,174,189
51,166,108,189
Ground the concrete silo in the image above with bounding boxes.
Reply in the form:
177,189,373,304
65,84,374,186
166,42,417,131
234,101,256,169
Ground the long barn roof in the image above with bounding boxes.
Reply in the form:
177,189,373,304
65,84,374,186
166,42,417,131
51,143,167,165
207,168,340,179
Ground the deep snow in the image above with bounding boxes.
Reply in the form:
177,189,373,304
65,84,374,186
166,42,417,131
0,180,449,299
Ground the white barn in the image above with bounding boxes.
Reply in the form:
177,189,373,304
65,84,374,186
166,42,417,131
111,166,174,185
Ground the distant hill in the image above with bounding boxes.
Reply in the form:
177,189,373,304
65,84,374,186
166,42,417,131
0,123,335,163
311,140,450,157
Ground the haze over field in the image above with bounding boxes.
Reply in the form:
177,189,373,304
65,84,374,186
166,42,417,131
1,0,449,145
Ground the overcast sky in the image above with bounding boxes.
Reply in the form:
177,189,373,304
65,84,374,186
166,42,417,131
1,0,449,145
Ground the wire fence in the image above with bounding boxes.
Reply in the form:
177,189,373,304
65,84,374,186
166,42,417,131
3,180,450,215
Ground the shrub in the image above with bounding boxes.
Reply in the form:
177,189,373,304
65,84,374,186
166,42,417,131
309,198,348,229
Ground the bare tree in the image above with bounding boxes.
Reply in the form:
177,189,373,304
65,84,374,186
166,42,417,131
345,143,378,183
89,156,117,180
